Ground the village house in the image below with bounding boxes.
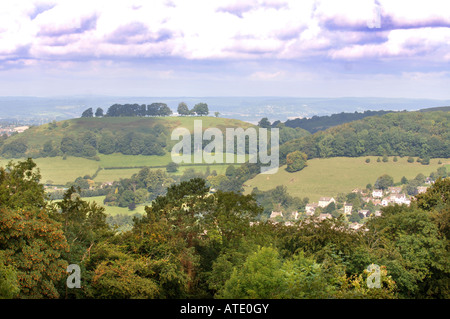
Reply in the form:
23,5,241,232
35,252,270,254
318,213,332,221
417,186,429,194
382,194,411,206
270,211,283,219
358,210,370,218
305,203,318,215
318,197,335,208
343,204,353,215
290,211,299,220
372,199,382,206
372,189,383,198
388,187,402,194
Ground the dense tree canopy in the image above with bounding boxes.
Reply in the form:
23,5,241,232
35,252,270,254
0,158,449,300
280,111,450,162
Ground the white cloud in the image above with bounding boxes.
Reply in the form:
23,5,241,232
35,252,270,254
1,0,449,63
249,71,284,80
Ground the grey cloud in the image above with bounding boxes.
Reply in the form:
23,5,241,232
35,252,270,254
38,14,98,37
106,22,172,45
217,0,288,18
30,3,56,20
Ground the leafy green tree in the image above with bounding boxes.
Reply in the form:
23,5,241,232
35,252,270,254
177,102,190,116
95,107,104,117
219,246,286,299
0,252,20,299
0,158,47,210
81,108,94,118
166,161,179,173
1,139,28,158
85,244,159,298
366,204,449,298
285,151,308,173
0,207,69,298
374,174,394,190
421,155,430,165
192,103,209,116
258,117,271,128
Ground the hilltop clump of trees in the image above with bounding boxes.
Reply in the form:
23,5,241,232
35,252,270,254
80,102,209,118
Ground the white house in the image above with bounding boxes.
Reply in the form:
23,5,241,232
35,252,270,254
343,204,353,215
318,197,336,208
372,189,383,198
305,203,318,215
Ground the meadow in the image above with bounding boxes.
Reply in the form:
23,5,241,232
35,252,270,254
244,156,449,202
0,152,242,185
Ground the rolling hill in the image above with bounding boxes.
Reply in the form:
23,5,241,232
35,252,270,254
0,116,257,185
0,116,255,159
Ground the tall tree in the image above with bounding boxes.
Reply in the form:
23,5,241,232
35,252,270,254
95,107,104,117
193,103,209,116
177,102,190,116
81,108,94,118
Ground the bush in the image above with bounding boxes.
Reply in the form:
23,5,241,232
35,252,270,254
420,156,430,165
166,161,179,173
286,151,308,173
365,158,370,163
407,156,414,163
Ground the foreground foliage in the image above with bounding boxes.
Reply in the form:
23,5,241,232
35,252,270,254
0,159,448,299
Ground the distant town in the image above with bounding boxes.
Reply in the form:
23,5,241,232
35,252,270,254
269,182,433,230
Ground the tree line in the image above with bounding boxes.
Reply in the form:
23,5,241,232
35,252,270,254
81,102,209,118
279,111,450,164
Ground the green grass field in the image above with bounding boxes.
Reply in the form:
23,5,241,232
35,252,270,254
50,195,148,216
0,116,255,185
0,156,101,185
244,156,449,202
0,151,247,185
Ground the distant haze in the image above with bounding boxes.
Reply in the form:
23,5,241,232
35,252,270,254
1,96,449,124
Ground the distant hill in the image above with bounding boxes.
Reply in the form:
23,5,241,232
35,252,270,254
283,110,394,133
279,110,450,162
0,116,254,159
419,106,450,112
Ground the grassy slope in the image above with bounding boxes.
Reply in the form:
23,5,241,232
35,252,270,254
0,116,254,184
244,156,449,202
8,116,255,153
50,195,147,216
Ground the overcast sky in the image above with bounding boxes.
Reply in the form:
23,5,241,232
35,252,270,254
0,0,449,98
